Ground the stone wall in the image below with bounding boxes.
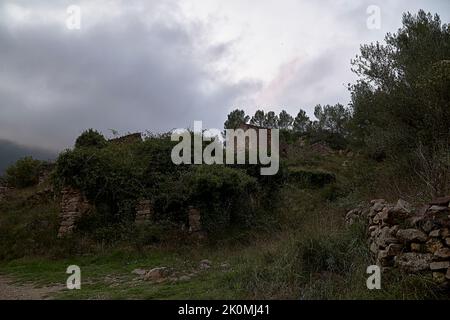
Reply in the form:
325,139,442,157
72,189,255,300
135,199,153,224
38,163,55,185
58,187,91,238
346,196,450,287
0,186,9,202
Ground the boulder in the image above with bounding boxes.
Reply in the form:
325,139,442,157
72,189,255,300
144,267,172,282
395,253,433,273
396,229,428,243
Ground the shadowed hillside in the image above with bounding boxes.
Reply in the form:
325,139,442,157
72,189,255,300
0,140,56,174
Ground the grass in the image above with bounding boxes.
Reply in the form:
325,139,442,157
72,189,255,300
0,151,447,300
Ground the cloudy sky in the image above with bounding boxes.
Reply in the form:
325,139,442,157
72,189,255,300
1,0,449,151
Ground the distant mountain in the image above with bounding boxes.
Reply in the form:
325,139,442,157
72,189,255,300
0,139,57,175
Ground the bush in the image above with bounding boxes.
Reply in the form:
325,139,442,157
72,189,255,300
5,156,42,188
180,166,259,232
287,168,336,188
75,129,107,149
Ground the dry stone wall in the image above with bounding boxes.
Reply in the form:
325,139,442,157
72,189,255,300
135,199,153,224
58,187,91,238
346,196,450,288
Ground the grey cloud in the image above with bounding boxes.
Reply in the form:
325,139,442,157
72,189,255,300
0,1,259,150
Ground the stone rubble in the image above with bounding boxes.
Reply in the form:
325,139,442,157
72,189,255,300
346,196,450,288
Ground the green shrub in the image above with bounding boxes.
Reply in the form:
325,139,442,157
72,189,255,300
75,129,107,149
180,166,259,232
5,156,42,188
287,168,336,188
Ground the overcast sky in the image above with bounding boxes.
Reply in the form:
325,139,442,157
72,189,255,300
1,0,449,151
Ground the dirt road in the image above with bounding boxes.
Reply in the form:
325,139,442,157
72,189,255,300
0,275,63,300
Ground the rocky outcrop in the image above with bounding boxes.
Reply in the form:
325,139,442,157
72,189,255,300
346,196,450,287
57,187,91,238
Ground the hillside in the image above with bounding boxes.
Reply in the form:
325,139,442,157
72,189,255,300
0,139,56,174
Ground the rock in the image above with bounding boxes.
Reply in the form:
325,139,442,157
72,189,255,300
433,272,447,283
199,259,212,269
430,196,450,207
377,250,393,267
426,239,444,254
178,275,191,282
429,230,441,237
375,227,399,248
386,244,403,256
144,267,172,281
422,220,438,233
371,200,386,212
132,269,147,276
429,205,448,212
396,229,427,243
446,238,450,246
441,228,449,238
430,261,450,271
410,243,422,252
434,248,450,259
220,263,230,269
446,268,450,280
370,241,378,254
345,209,362,225
394,199,413,214
395,253,433,273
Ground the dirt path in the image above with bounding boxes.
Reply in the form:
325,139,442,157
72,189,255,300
0,275,64,300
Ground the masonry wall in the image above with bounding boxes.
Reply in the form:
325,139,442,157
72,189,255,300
346,197,450,287
58,187,91,238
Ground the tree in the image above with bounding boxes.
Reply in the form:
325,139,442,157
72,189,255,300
314,104,350,136
250,110,265,127
350,10,450,153
264,111,279,129
224,109,250,129
293,109,311,133
278,110,294,130
5,156,42,188
349,10,450,195
75,129,107,149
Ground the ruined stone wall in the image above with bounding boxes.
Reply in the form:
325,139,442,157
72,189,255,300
346,197,450,287
0,186,8,202
135,199,153,224
58,187,91,238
